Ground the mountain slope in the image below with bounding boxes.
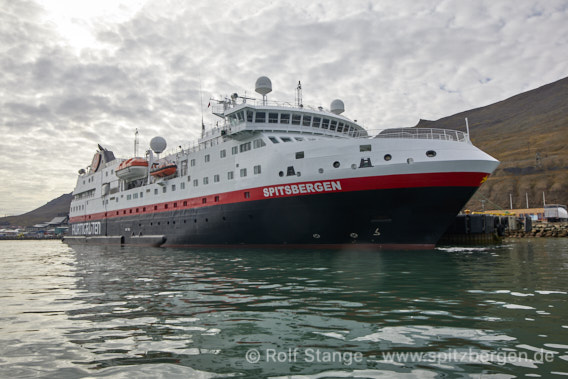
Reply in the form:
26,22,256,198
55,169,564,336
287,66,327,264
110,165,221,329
416,76,568,211
0,193,72,227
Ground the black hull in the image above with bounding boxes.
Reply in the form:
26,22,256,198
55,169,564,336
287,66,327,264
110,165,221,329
68,186,479,248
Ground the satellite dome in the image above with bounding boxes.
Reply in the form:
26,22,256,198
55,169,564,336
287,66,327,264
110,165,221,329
330,99,345,115
150,136,167,154
255,76,272,96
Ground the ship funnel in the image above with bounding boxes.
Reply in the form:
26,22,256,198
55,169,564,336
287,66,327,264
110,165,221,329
330,99,345,115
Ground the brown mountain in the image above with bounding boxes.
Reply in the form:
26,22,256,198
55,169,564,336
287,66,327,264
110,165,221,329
416,76,568,211
0,193,72,227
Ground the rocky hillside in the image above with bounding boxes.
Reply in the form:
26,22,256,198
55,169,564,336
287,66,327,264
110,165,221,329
416,76,568,211
0,193,72,227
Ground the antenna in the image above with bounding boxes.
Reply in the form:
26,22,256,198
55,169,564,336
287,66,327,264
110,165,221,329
296,81,302,107
200,74,205,138
134,128,139,157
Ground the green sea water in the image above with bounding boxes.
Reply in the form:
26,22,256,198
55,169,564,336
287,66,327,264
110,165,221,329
1,239,567,378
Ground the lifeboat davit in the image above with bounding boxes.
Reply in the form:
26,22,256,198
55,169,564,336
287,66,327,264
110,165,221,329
150,163,177,178
115,158,148,181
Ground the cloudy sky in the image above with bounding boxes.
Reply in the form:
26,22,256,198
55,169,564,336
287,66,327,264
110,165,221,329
1,0,567,216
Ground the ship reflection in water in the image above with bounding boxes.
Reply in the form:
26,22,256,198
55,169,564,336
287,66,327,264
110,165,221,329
1,240,567,377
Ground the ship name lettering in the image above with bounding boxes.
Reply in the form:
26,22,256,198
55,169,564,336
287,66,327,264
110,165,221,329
72,221,101,236
262,181,342,198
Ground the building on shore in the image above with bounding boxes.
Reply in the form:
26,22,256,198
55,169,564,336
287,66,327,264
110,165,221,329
483,204,567,222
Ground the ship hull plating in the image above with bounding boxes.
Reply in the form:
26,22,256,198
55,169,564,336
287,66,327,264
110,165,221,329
68,185,479,248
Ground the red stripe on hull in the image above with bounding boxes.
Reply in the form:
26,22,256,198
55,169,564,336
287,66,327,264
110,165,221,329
69,171,488,223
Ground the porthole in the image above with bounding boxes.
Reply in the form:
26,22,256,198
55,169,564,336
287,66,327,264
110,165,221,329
279,171,284,177
351,164,357,170
333,161,340,168
318,168,324,174
426,150,437,157
384,154,392,161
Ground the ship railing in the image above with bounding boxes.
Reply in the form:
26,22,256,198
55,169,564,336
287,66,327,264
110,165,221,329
212,98,327,114
371,128,469,143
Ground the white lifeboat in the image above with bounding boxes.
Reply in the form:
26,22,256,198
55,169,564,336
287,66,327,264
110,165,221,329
115,158,148,181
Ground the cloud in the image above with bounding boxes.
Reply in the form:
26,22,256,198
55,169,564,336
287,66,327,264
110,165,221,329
0,0,567,215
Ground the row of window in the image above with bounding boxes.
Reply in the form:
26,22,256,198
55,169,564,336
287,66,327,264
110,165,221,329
72,189,95,201
227,109,360,136
118,165,263,201
188,139,266,167
106,191,253,217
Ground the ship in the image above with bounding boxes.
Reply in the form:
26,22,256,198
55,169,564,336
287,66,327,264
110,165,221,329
64,76,499,248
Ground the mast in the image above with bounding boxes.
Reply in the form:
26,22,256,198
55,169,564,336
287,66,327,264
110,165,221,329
134,128,139,157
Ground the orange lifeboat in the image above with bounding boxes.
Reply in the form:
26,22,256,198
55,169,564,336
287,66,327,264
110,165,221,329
151,163,177,178
115,158,149,181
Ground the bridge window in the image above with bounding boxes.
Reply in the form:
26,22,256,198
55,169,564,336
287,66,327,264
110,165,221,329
292,114,302,125
302,115,311,127
236,111,245,122
322,119,330,129
269,137,279,144
269,113,278,123
246,110,254,122
330,120,337,131
313,117,321,128
337,122,344,133
280,113,290,124
281,137,292,143
255,112,266,123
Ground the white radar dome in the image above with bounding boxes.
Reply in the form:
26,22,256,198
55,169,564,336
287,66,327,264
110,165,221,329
330,99,345,115
150,136,167,154
255,76,272,96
